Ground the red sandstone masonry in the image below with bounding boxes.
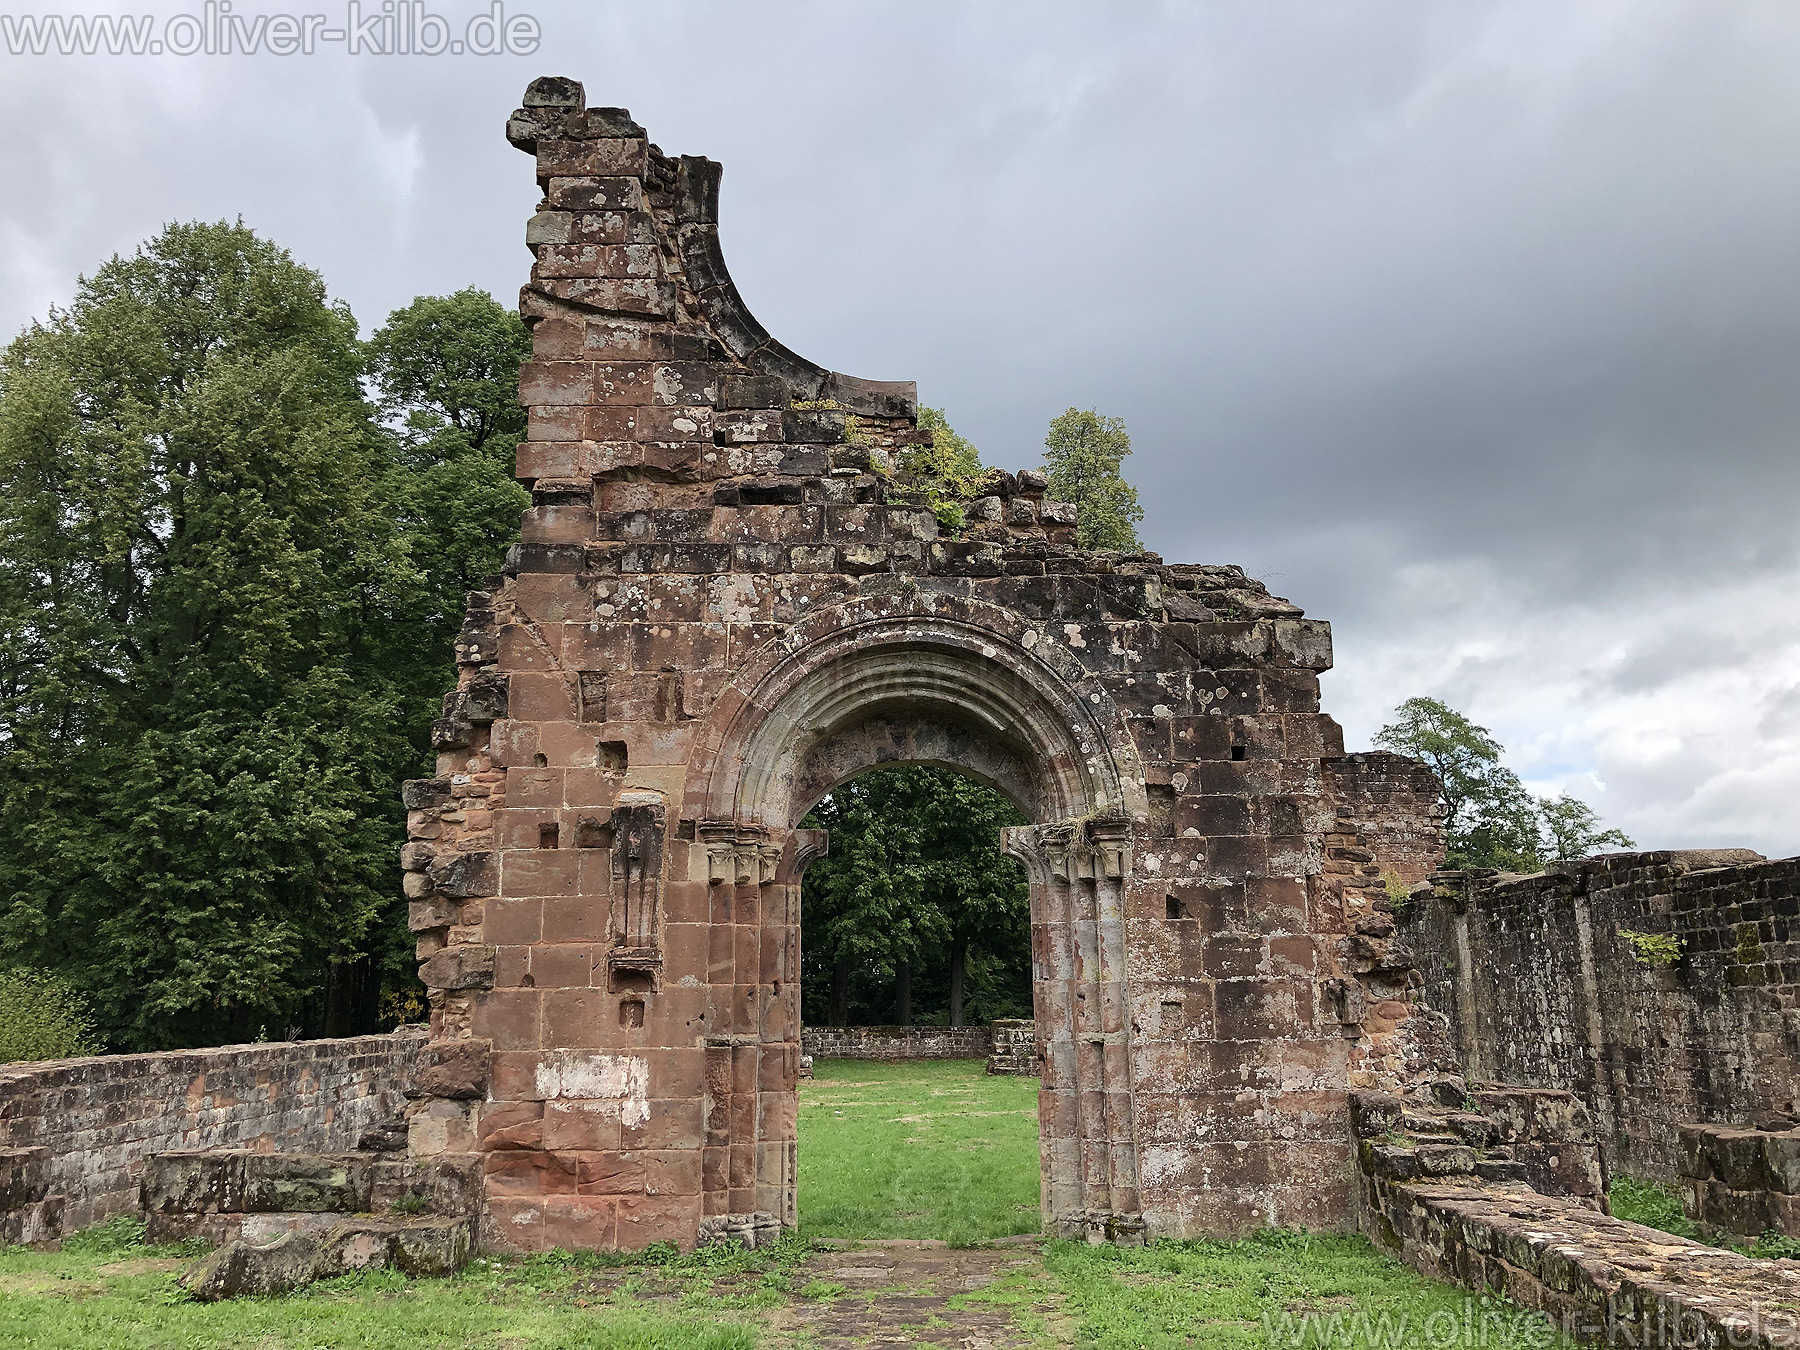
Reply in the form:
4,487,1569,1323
0,1030,425,1240
400,76,1449,1254
800,1026,994,1062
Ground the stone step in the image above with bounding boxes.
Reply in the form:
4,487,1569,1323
142,1150,481,1245
182,1214,472,1300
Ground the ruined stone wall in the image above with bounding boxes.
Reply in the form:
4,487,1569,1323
399,75,1451,1253
1400,851,1800,1182
0,1030,425,1239
800,1026,992,1061
1323,752,1447,886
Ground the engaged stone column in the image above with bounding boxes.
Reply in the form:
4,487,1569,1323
1007,820,1144,1243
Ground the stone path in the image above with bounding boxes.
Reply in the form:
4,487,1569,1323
771,1242,1055,1349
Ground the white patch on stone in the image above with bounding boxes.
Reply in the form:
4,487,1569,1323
534,1051,650,1127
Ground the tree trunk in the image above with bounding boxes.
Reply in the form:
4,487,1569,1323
949,934,967,1028
830,953,851,1026
895,960,912,1026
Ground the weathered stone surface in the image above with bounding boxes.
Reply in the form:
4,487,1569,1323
401,76,1458,1256
801,1025,992,1062
184,1229,324,1300
0,1030,425,1241
1350,1090,1403,1139
182,1216,472,1300
414,1038,492,1099
418,944,495,991
240,1154,374,1213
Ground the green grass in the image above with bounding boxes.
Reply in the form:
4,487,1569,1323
1045,1230,1569,1349
1608,1175,1703,1240
797,1056,1041,1244
0,1218,795,1349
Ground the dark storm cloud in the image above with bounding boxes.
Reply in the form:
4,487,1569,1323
2,0,1796,851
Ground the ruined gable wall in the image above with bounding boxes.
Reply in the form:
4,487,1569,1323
1324,751,1447,887
399,76,1428,1251
1400,851,1800,1181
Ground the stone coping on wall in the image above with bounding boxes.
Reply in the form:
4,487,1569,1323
1355,1083,1800,1347
1369,1177,1800,1347
0,1028,427,1240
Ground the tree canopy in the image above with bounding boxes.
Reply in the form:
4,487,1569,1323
800,767,1031,1028
0,223,527,1050
1042,408,1144,551
1374,696,1633,871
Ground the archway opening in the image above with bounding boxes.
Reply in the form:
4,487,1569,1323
800,764,1031,1030
794,761,1040,1243
687,608,1148,1243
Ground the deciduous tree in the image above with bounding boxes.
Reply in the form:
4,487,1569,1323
800,768,1030,1027
0,222,414,1049
1042,408,1143,551
1374,696,1634,871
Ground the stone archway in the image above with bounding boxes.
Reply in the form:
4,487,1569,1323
683,599,1147,1240
401,77,1434,1256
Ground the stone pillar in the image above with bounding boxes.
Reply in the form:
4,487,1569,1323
694,824,800,1245
1007,819,1145,1243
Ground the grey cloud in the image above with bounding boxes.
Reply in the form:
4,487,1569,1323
1,0,1796,852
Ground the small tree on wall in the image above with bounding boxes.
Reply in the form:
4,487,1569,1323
1042,408,1144,552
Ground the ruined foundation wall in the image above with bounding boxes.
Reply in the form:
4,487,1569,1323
0,1030,426,1238
800,1026,993,1061
1323,752,1447,886
1400,852,1800,1181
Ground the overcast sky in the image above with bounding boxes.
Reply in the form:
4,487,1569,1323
3,1,1797,856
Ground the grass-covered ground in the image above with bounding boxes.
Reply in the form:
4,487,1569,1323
0,1058,1571,1347
798,1056,1041,1243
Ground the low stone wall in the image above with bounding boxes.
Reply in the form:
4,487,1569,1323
1679,1122,1800,1241
1365,1177,1800,1347
987,1019,1036,1075
801,1025,994,1061
0,1028,427,1240
1400,850,1800,1181
1354,1084,1800,1348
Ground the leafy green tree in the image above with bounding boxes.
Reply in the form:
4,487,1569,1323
1539,795,1634,861
0,222,420,1049
1042,408,1143,551
365,289,531,731
1374,698,1516,847
0,967,100,1063
902,406,992,535
1457,772,1547,873
801,767,1030,1027
1375,696,1634,871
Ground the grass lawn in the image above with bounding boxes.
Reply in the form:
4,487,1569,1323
0,1057,1571,1347
797,1056,1041,1244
